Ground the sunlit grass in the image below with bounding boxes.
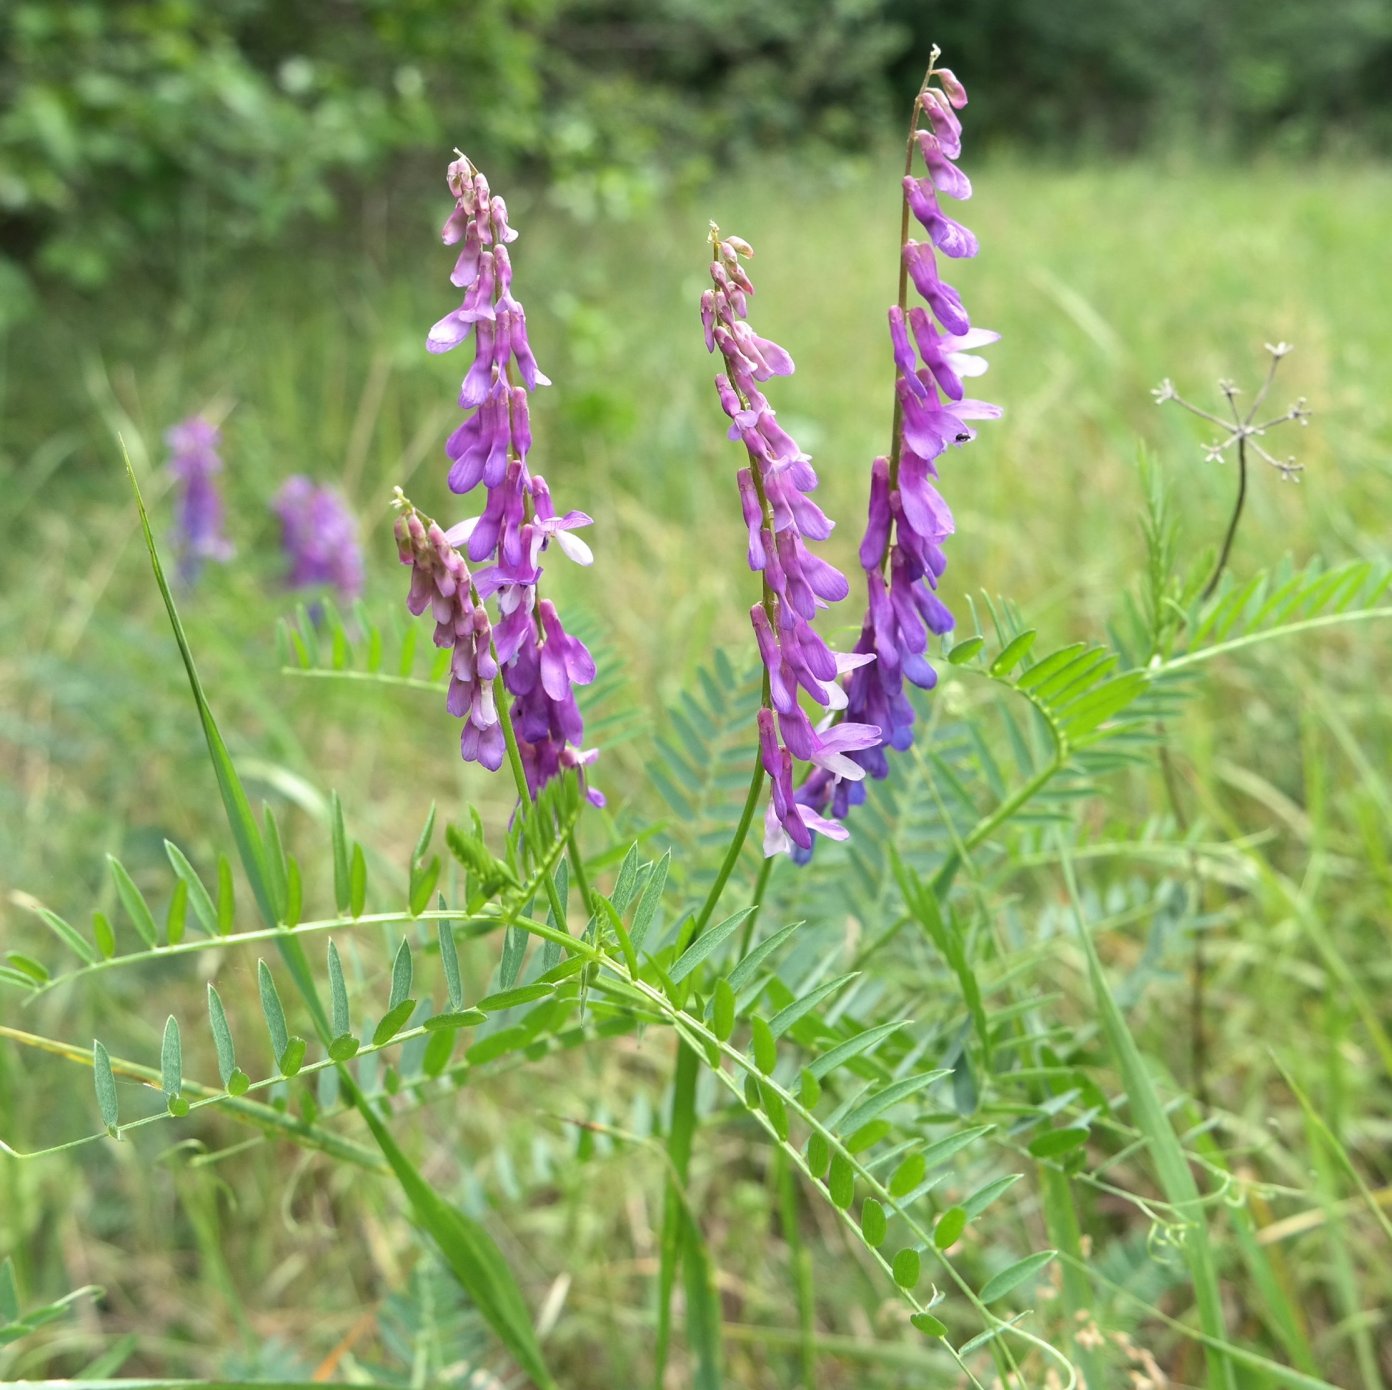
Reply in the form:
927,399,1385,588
1,153,1388,1386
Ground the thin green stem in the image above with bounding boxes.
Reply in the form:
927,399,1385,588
737,854,777,958
566,830,595,917
1201,435,1249,602
1184,434,1252,1098
886,75,927,492
493,667,572,932
929,761,1057,896
692,754,767,939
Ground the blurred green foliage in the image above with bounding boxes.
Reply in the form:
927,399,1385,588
0,0,906,302
2,0,1390,308
919,0,1392,152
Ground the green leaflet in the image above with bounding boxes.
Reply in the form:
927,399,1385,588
667,907,756,983
978,1250,1057,1304
106,856,157,949
93,1041,118,1134
207,984,238,1089
439,919,464,1011
327,941,351,1038
388,939,413,1009
257,960,289,1062
836,1070,950,1136
160,1016,182,1100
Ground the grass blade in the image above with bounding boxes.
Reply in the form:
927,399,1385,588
1059,835,1237,1389
124,447,277,929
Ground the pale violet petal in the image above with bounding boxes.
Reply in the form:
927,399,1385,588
555,530,594,565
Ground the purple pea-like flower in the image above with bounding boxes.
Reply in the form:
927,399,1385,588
402,151,601,806
394,500,505,771
274,476,363,602
797,52,998,845
704,228,881,856
166,415,233,585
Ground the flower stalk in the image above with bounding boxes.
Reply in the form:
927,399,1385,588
796,52,999,846
403,151,602,808
702,227,881,858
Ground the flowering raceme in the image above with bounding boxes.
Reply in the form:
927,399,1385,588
795,54,999,840
166,416,233,585
274,476,363,601
702,230,882,856
399,152,601,803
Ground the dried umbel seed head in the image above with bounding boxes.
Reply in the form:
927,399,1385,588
1154,341,1310,482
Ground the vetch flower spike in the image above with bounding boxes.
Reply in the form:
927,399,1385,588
704,225,881,857
797,50,999,848
402,151,601,807
274,477,364,602
166,415,233,586
393,490,505,773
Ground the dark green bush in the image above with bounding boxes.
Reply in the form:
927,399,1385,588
3,0,1390,305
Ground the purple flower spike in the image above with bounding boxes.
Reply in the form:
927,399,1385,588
404,151,601,803
394,498,504,772
274,476,362,601
706,227,882,856
166,416,234,585
804,53,998,850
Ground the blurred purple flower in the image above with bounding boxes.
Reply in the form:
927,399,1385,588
406,151,601,804
166,416,233,584
799,54,999,842
704,229,881,856
273,476,363,601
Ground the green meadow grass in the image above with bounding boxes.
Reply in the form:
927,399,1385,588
0,153,1389,1386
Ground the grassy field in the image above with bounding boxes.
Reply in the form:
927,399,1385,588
1,151,1390,1387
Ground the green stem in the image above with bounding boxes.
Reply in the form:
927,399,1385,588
493,668,572,932
566,830,595,918
692,754,767,939
737,854,777,958
654,1040,701,1386
851,757,1061,972
929,761,1057,896
1200,435,1249,602
886,77,926,494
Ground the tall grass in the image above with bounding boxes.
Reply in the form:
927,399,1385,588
1,151,1388,1386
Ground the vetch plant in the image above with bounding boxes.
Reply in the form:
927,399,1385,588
703,226,880,856
273,475,364,602
406,150,601,805
7,48,1390,1390
800,52,1000,840
166,414,233,585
